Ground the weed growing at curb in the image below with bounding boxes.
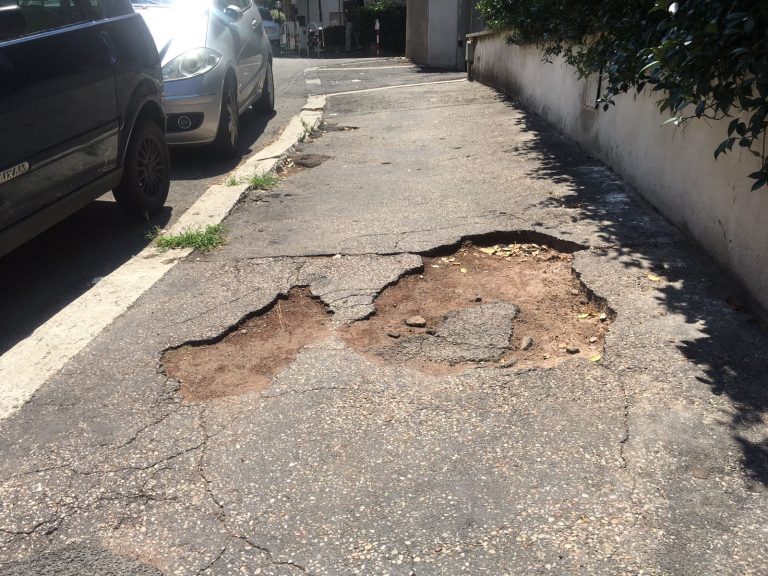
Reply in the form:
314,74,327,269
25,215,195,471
299,119,317,142
225,174,240,186
246,172,278,190
148,224,227,253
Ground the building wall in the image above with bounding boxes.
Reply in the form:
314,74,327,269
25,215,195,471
408,0,469,69
470,31,768,312
406,0,429,64
425,0,458,69
292,0,341,27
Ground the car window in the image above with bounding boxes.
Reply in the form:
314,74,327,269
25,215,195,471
103,0,131,17
214,0,243,9
1,0,104,41
215,0,248,9
257,6,270,21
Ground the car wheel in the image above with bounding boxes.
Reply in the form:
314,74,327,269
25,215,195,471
213,78,240,157
114,119,170,215
253,63,275,114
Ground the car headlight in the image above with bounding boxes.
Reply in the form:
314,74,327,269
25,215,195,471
162,48,222,81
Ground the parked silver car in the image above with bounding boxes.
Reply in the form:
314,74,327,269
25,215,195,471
257,6,280,50
133,0,274,156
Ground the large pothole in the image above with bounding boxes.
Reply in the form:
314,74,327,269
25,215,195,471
340,242,610,375
163,288,333,402
162,242,612,401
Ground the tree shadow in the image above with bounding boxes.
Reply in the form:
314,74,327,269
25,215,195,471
491,91,768,485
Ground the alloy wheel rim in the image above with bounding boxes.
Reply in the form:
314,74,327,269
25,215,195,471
268,68,274,108
136,135,165,198
227,90,238,147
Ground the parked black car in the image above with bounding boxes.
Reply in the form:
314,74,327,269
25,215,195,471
0,0,170,258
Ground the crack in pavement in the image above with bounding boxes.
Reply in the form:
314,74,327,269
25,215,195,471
181,398,322,574
156,292,257,332
262,385,351,399
239,537,311,575
110,406,178,451
194,545,226,576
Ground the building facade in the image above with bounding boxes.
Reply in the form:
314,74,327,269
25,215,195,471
406,0,484,70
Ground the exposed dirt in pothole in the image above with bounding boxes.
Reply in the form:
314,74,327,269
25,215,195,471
340,243,610,374
163,242,611,401
163,288,332,402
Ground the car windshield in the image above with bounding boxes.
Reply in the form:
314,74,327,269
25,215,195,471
131,0,208,6
258,7,271,21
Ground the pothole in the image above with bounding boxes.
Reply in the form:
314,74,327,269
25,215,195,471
340,242,610,374
321,123,359,132
293,153,332,168
162,240,612,401
162,288,332,402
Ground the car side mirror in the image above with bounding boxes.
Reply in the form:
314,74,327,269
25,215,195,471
223,5,242,21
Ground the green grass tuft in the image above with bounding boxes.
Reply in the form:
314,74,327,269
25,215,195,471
225,174,241,186
246,172,278,190
299,119,317,142
149,224,227,253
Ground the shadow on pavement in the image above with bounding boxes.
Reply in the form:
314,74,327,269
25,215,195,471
495,92,768,486
0,106,279,356
170,108,277,181
0,200,171,357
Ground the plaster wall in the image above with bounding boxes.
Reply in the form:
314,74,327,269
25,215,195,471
471,31,768,312
406,0,429,64
426,0,458,69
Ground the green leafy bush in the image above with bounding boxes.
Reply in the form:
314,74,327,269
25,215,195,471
477,0,768,189
350,1,406,54
270,9,285,24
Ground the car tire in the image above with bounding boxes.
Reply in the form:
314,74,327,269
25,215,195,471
213,77,240,158
114,119,170,215
253,63,274,114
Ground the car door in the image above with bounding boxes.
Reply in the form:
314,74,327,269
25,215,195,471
0,0,119,233
231,0,262,108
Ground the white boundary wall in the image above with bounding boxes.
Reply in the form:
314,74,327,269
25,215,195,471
470,30,768,312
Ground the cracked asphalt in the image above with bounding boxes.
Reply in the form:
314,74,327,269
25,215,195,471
2,62,768,575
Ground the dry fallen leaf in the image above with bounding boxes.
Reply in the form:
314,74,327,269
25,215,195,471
578,313,590,319
646,272,663,282
460,268,468,274
590,355,602,362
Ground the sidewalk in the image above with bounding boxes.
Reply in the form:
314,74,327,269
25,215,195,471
1,73,767,575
